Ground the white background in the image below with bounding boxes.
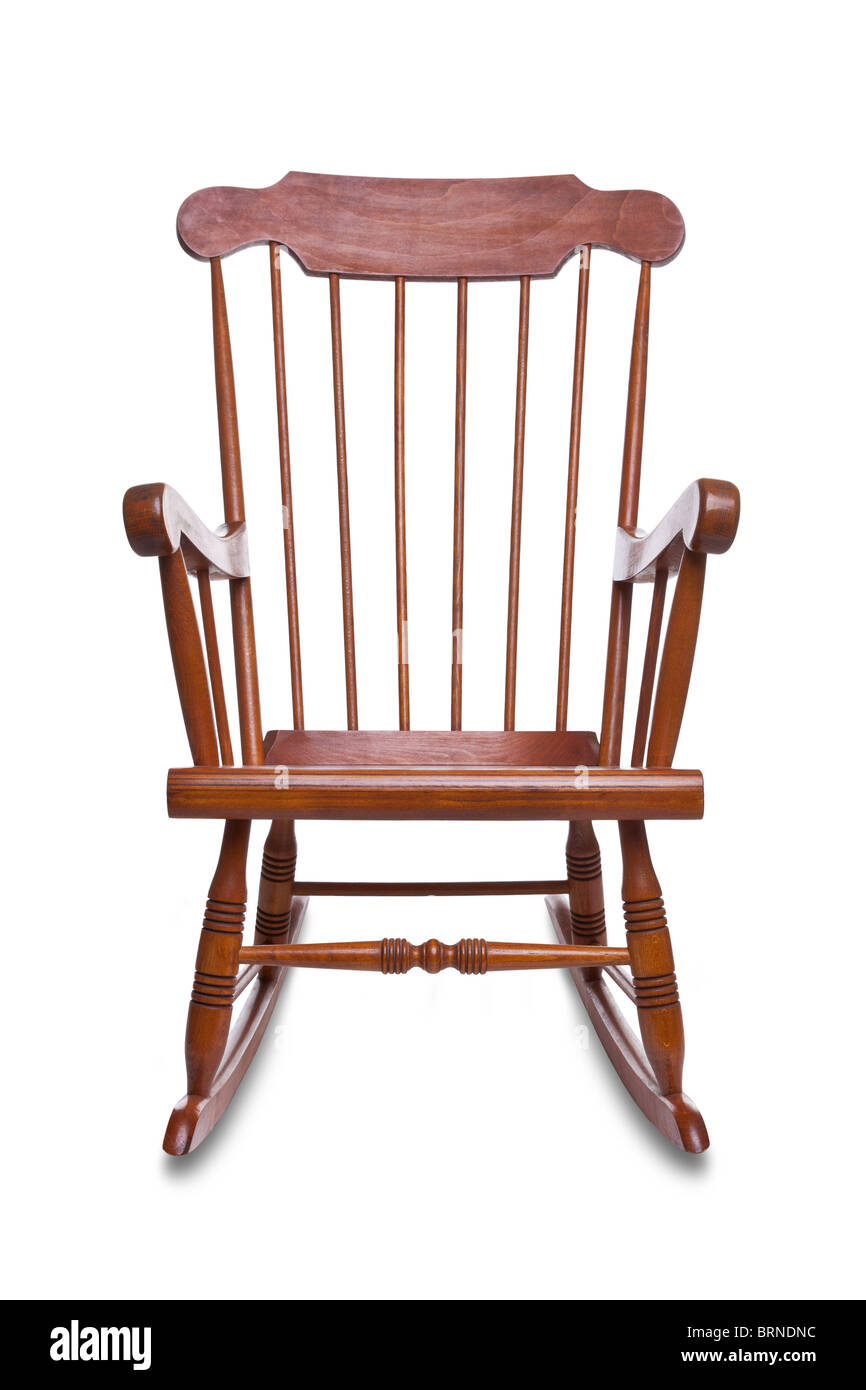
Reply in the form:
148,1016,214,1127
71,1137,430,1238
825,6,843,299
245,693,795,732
3,0,863,1300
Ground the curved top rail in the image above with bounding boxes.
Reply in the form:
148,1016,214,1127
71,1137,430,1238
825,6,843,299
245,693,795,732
177,171,685,277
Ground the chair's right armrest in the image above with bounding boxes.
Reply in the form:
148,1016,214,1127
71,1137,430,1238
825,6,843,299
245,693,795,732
123,482,248,579
614,478,740,584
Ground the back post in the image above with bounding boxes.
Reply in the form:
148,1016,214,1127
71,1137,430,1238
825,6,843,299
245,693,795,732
210,258,264,766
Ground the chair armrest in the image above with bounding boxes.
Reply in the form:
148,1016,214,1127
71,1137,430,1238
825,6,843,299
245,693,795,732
123,482,249,579
614,478,740,583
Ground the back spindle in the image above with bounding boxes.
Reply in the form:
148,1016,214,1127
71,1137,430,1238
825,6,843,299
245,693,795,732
269,244,305,730
328,274,359,730
394,277,410,729
451,278,468,730
556,246,592,731
504,276,531,731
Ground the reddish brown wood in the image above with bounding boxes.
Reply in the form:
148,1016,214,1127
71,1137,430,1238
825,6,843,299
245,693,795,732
177,172,685,274
631,569,667,768
394,277,410,729
615,478,741,583
123,482,248,578
196,571,235,766
565,819,607,982
329,274,359,730
618,262,651,533
158,550,219,766
547,895,708,1152
126,166,740,1157
211,259,264,765
239,938,630,972
253,819,297,984
618,821,687,1099
265,728,599,767
556,246,591,731
504,276,530,731
269,244,304,729
167,764,703,822
646,550,706,767
293,879,569,896
164,895,308,1156
599,583,632,766
180,819,250,1113
451,278,468,730
600,261,651,765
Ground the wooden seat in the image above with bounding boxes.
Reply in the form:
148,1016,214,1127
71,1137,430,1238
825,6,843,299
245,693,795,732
124,169,740,1158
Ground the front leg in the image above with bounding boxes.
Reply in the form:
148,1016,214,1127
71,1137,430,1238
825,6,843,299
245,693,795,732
619,821,683,1096
565,821,607,981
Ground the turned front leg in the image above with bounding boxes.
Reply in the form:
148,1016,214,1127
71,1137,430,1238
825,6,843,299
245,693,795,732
619,821,684,1097
566,821,607,981
253,820,297,982
184,820,251,1099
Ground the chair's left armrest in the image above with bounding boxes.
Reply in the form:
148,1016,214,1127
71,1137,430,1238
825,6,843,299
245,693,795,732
614,478,740,583
123,482,248,579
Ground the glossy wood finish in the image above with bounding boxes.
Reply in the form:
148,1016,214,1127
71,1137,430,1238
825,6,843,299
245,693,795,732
328,275,359,729
164,895,308,1156
269,244,304,729
211,260,263,766
614,478,741,582
504,277,530,731
565,819,607,982
123,482,248,578
393,277,410,728
264,728,600,767
177,172,686,274
556,246,591,731
292,879,569,896
126,167,740,1156
167,764,703,822
196,571,234,766
451,278,468,730
631,569,667,768
240,938,630,972
547,895,708,1152
158,550,219,767
599,262,650,766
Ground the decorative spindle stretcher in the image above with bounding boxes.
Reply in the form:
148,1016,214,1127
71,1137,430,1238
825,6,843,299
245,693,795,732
124,171,740,1156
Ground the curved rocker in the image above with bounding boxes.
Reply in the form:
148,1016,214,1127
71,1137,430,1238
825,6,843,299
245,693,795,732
164,896,308,1156
546,895,708,1153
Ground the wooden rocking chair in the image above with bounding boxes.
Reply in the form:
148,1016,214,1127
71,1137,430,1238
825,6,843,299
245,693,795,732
124,171,739,1157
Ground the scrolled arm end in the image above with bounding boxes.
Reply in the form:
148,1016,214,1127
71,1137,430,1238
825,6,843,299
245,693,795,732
615,477,740,583
122,482,249,579
683,478,740,557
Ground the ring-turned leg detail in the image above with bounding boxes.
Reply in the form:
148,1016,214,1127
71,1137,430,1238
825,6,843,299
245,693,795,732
565,820,607,980
546,819,708,1154
164,819,308,1157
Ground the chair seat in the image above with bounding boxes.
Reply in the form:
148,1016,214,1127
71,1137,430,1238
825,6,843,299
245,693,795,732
263,729,600,769
167,729,703,822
